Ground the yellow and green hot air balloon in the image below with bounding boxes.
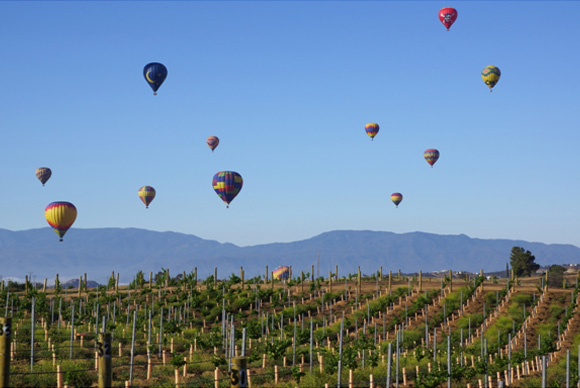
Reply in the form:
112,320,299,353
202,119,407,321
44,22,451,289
481,65,501,92
45,201,77,242
138,186,156,209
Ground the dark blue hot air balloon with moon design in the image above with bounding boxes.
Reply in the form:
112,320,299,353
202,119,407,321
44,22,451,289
143,62,167,95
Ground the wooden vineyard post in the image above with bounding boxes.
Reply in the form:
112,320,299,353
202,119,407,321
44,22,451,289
380,266,383,281
214,267,218,287
116,273,119,291
358,267,361,294
149,271,153,289
398,269,401,280
419,270,423,292
448,269,453,291
389,271,392,294
240,266,244,287
25,275,28,296
265,265,268,283
480,269,484,292
329,271,333,293
97,332,112,388
78,276,82,298
336,265,339,280
0,317,11,388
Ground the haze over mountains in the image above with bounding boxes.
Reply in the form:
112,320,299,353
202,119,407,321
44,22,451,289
1,228,579,284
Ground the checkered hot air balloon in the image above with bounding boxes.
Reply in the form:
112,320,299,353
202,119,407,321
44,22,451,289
138,186,156,209
212,171,243,208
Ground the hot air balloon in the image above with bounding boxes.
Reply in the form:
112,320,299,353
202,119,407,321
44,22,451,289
207,136,220,152
45,201,77,242
481,66,501,92
212,171,243,208
424,149,440,167
273,266,290,280
365,123,379,140
439,7,458,31
143,62,167,95
36,167,52,186
138,186,156,209
391,193,403,208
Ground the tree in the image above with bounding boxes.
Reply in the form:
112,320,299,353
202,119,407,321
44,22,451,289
509,247,540,277
547,265,567,288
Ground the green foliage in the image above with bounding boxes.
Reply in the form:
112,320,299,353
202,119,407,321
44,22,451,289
547,265,567,288
265,338,292,362
170,353,187,369
510,246,540,277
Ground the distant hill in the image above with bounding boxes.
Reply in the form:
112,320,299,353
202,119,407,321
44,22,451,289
1,228,579,284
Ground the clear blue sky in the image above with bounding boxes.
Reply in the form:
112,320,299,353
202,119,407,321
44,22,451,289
2,1,579,248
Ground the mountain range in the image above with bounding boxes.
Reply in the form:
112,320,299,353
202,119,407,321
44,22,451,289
1,228,579,284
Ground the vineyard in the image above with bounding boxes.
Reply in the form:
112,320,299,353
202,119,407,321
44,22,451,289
1,267,579,387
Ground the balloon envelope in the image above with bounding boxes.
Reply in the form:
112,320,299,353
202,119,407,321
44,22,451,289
36,167,52,186
439,7,458,30
143,62,167,94
365,123,379,140
424,149,440,167
273,266,290,280
391,193,403,208
213,171,243,207
138,186,156,208
481,65,501,91
45,201,77,241
207,136,219,152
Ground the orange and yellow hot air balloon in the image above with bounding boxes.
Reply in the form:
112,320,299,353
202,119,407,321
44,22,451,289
138,186,156,209
273,266,290,280
45,202,77,242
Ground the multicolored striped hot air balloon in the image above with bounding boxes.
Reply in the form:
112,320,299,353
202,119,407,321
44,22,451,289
45,201,77,242
365,123,379,140
424,149,440,167
273,266,290,280
143,62,167,95
438,7,458,31
481,65,501,92
212,171,243,208
36,167,52,186
391,193,403,208
138,186,156,209
207,136,219,152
